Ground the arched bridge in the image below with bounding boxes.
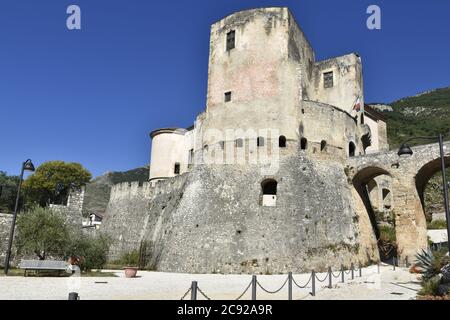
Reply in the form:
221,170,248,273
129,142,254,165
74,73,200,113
346,141,450,264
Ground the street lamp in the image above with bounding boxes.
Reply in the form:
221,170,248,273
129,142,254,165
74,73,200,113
398,134,449,254
4,159,35,275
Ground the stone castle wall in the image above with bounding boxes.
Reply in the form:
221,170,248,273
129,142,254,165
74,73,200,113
0,213,13,267
102,152,380,273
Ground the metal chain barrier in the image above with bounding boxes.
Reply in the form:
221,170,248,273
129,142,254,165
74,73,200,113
197,286,212,300
314,272,328,283
180,288,192,300
344,269,352,275
235,280,253,300
256,276,289,294
292,274,312,289
331,270,342,278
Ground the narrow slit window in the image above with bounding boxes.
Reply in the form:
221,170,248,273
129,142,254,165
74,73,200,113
279,136,286,148
226,30,235,51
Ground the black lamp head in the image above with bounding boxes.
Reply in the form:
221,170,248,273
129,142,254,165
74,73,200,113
23,159,35,172
398,144,413,156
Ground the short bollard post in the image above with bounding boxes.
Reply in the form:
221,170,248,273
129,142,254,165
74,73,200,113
68,292,79,300
288,272,293,300
311,270,316,296
351,263,354,280
341,265,345,283
251,275,257,300
328,267,332,289
191,281,198,300
377,262,380,274
393,257,396,271
406,256,409,267
359,263,362,277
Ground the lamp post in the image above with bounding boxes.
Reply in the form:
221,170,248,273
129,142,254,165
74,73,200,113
398,134,449,254
4,159,35,275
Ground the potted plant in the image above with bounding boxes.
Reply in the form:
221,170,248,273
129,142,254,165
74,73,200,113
121,250,139,278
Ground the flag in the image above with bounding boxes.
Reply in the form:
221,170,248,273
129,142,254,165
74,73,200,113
353,95,361,112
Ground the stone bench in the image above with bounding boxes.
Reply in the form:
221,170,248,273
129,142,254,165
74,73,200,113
19,260,71,277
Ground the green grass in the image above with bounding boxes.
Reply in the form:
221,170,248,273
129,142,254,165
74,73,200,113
379,225,396,242
427,219,448,230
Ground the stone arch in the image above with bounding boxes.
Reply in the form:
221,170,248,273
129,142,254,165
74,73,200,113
353,166,392,242
415,155,450,215
261,179,277,207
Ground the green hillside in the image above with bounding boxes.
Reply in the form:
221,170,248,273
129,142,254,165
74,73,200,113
381,86,450,223
385,86,450,148
82,166,149,217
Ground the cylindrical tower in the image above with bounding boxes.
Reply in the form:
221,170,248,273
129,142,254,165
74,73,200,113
149,128,188,181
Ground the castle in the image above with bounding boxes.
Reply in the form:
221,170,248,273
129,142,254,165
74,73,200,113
102,7,450,273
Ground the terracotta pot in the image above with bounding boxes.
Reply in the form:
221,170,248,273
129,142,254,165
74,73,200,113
123,267,139,278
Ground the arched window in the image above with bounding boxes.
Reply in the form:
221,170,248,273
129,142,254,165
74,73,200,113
349,142,356,157
320,140,327,152
300,138,308,150
279,136,286,148
235,138,243,148
257,137,265,147
262,179,277,195
261,179,277,207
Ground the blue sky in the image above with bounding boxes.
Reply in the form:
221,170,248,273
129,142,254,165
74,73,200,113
0,0,449,178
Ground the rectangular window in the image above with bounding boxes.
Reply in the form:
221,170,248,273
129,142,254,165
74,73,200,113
324,71,334,88
188,149,194,168
224,91,232,102
226,30,235,51
174,162,180,175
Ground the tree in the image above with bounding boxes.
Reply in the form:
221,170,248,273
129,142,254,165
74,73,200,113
0,171,20,213
16,206,70,260
22,161,92,207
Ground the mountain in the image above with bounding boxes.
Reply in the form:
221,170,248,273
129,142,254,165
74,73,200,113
382,86,450,148
372,86,450,222
82,166,149,217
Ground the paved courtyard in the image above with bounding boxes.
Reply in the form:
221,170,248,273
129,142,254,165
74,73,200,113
0,264,421,300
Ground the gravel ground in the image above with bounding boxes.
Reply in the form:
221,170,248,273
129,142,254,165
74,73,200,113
0,264,421,300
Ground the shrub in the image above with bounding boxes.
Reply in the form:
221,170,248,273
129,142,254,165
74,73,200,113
418,275,442,296
68,233,111,272
118,250,140,267
427,220,448,230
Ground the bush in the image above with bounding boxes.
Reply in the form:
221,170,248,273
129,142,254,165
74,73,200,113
118,250,140,267
68,233,111,272
418,275,442,296
427,220,448,230
379,225,396,242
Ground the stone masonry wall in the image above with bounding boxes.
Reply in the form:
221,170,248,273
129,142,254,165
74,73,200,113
0,213,13,267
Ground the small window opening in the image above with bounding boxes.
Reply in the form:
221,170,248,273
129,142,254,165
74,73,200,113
257,137,265,147
224,91,232,102
300,138,308,150
320,140,327,152
174,162,180,175
235,138,243,148
262,179,277,195
349,142,356,157
279,136,286,148
219,141,225,150
188,149,194,168
324,71,334,88
226,30,235,51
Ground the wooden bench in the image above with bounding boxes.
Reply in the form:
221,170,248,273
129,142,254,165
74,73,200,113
19,260,70,277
